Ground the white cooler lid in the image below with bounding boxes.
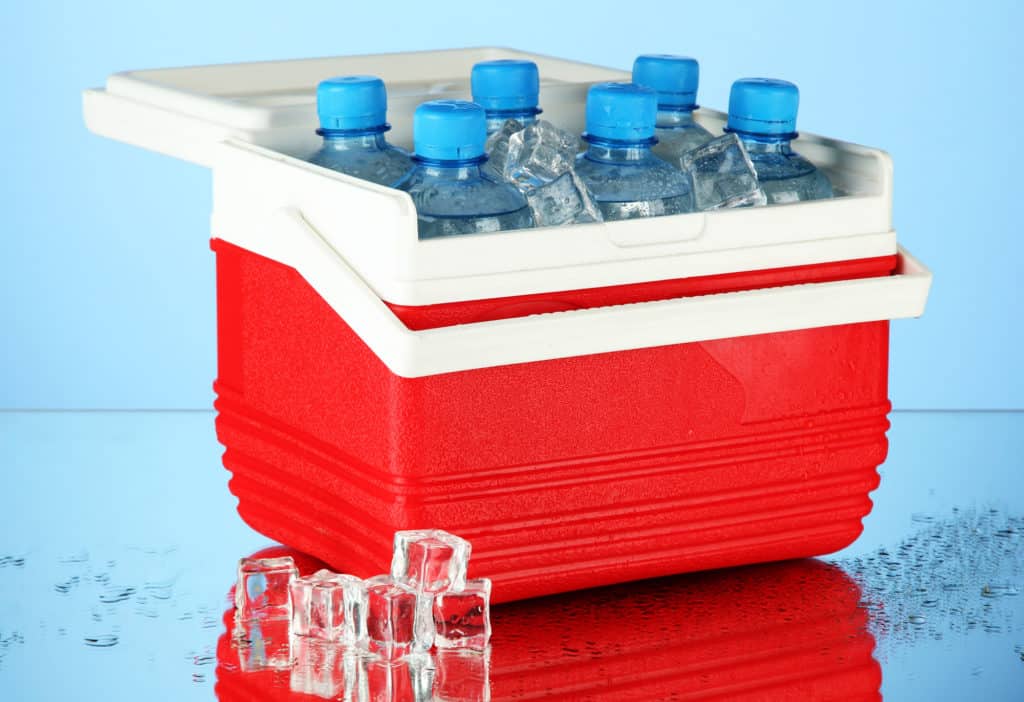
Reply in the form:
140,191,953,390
84,47,899,307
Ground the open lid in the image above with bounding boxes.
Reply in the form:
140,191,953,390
84,47,900,308
83,47,625,167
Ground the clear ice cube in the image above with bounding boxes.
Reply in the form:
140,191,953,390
291,569,366,644
524,171,602,227
432,578,492,651
235,555,297,621
434,649,491,702
391,530,471,594
483,119,524,180
504,120,580,189
681,133,767,211
234,617,292,672
290,638,363,700
365,575,420,659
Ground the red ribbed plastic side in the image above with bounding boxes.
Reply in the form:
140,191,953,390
212,239,891,604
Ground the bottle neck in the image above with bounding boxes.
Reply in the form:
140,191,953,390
485,109,539,134
414,157,487,181
732,131,794,154
582,135,655,163
319,129,390,151
655,107,697,130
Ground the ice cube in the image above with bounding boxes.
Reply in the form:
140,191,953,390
290,569,366,644
432,578,492,651
365,575,420,659
364,657,433,702
434,649,491,702
504,120,581,188
290,638,362,700
391,530,471,594
525,171,602,227
235,555,297,621
234,617,292,672
483,119,524,180
681,133,767,210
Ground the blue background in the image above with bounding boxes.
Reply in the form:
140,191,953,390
1,0,1020,410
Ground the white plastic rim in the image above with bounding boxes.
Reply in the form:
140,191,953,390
84,48,900,307
265,207,932,379
210,139,896,307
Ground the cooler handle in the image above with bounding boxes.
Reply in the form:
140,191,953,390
273,207,932,379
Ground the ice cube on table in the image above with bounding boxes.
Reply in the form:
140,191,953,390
391,530,471,594
432,578,492,651
434,649,491,702
681,133,767,210
525,171,602,227
234,617,292,672
290,638,362,700
235,555,297,621
483,119,524,179
365,575,420,659
291,569,366,644
504,119,580,188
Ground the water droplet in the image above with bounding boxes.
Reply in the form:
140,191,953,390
83,634,118,648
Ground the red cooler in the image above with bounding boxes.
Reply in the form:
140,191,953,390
83,48,932,603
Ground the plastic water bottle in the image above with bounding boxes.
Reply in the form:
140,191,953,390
396,100,535,238
632,54,713,163
726,78,833,204
574,83,695,220
471,60,541,135
309,76,411,187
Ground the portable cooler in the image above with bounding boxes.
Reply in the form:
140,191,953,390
83,48,932,603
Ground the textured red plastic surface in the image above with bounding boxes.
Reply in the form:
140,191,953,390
216,548,881,700
386,255,898,329
212,238,892,604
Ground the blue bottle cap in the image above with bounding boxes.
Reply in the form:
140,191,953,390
584,82,658,142
631,54,700,110
470,59,541,113
317,75,388,132
413,100,487,161
727,78,799,136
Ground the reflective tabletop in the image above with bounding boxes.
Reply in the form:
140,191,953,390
1,411,1022,699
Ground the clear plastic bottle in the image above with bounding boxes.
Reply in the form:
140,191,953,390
574,82,695,221
632,54,713,164
308,76,411,187
471,60,541,135
396,100,535,238
726,78,833,204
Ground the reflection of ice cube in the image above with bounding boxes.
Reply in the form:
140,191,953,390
483,119,524,180
235,556,297,621
290,638,361,700
291,570,366,644
365,575,420,659
235,617,292,671
434,649,491,702
433,578,492,651
504,120,580,188
364,657,433,702
391,530,471,594
525,171,602,227
681,133,767,211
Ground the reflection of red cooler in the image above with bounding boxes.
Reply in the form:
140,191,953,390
216,548,881,701
84,49,932,604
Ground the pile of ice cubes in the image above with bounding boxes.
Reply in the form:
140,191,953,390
233,529,489,701
485,119,767,222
